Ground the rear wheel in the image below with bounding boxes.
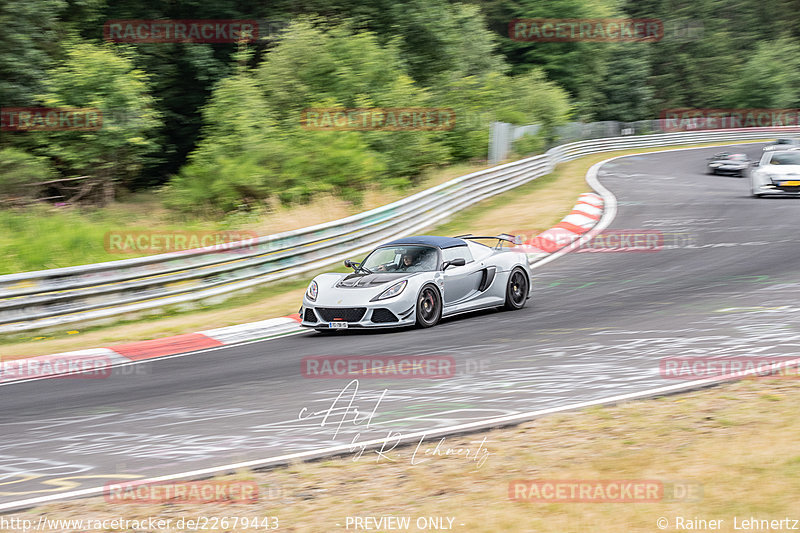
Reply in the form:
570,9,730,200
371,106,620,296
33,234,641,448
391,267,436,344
504,268,529,310
415,285,441,328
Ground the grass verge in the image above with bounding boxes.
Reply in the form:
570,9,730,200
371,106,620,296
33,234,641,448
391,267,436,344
0,164,484,275
0,139,768,357
6,377,798,532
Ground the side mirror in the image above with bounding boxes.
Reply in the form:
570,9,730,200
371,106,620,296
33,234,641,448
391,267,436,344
752,162,759,167
443,258,466,270
344,259,358,270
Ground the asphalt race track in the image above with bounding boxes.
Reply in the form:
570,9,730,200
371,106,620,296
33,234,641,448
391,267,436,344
2,143,799,510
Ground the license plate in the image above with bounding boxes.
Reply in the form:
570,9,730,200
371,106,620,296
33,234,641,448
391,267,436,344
781,181,800,186
328,322,348,329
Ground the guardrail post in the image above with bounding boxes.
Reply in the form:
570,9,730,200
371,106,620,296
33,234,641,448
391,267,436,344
489,121,513,164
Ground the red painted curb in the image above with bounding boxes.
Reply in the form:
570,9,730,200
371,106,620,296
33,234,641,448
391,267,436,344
569,209,600,220
553,221,589,234
577,199,603,209
109,333,223,361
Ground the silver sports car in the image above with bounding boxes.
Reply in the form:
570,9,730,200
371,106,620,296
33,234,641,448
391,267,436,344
750,150,800,198
300,235,533,331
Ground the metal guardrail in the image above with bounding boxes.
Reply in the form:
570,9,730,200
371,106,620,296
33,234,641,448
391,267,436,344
2,126,798,333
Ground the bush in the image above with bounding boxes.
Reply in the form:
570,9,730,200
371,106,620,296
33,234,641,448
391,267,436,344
0,148,53,200
511,132,546,157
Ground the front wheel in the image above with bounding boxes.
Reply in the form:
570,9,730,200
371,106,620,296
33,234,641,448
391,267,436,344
415,285,442,328
504,268,529,310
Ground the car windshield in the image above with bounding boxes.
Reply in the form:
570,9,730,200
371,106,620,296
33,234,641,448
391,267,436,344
714,153,746,161
768,152,800,165
361,245,439,272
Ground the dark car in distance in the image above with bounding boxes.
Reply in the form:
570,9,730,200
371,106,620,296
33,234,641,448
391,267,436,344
706,152,750,177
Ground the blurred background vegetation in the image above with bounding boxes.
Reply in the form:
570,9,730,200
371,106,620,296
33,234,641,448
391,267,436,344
0,0,798,268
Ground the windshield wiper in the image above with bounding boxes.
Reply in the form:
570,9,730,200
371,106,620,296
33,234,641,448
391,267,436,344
357,264,373,274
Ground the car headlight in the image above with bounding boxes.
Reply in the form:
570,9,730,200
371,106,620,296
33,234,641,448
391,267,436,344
709,163,721,167
306,280,318,301
372,280,407,301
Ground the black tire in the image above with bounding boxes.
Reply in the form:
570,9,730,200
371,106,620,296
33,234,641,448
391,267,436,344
504,268,529,310
415,284,442,328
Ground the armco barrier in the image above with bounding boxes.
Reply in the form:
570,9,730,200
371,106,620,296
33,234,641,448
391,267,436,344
1,127,797,333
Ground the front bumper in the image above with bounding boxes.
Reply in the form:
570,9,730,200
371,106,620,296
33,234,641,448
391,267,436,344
709,164,747,174
300,302,417,329
754,182,800,196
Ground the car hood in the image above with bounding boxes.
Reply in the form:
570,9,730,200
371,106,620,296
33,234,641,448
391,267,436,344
710,159,747,165
335,271,416,288
762,165,800,181
764,145,798,151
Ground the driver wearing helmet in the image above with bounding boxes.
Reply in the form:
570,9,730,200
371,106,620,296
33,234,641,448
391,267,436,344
399,250,417,270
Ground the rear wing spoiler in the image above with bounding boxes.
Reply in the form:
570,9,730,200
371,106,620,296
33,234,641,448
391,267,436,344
455,233,523,249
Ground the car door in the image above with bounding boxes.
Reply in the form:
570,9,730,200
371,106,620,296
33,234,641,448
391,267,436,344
441,245,483,305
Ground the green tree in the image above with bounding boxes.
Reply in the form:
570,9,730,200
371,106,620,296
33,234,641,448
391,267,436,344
164,58,283,214
257,20,450,186
38,41,162,203
0,0,65,106
476,0,619,118
389,1,507,86
734,38,800,108
622,0,799,110
435,69,571,159
166,51,388,214
593,44,654,121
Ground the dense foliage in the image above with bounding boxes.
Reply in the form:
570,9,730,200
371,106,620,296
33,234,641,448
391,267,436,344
1,0,797,214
